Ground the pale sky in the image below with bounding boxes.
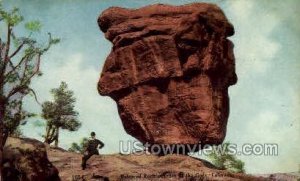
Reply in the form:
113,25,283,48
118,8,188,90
2,0,299,174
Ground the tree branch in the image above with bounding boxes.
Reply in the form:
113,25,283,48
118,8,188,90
43,33,52,52
28,88,41,105
22,56,29,81
5,54,30,79
22,53,41,84
6,58,21,80
9,41,25,58
3,56,32,101
0,38,4,59
5,85,27,100
0,24,12,79
6,33,55,85
4,24,12,62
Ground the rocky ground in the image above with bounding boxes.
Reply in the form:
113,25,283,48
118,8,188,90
47,147,267,181
5,137,299,181
256,173,300,181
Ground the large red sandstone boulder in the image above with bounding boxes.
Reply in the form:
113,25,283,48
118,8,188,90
97,3,237,149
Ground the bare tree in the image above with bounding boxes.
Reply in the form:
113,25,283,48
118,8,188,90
0,4,59,178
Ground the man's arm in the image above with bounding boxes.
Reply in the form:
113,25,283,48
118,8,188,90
97,139,104,149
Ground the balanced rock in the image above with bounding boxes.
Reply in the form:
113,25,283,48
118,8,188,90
97,3,237,148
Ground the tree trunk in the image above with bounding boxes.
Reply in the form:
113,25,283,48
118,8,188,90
54,126,59,147
0,98,6,181
45,125,56,144
44,124,51,143
0,122,3,181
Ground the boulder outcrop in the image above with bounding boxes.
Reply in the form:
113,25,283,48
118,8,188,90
3,137,60,181
98,3,237,148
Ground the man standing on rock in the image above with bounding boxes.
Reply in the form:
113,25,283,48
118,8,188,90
81,132,104,170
